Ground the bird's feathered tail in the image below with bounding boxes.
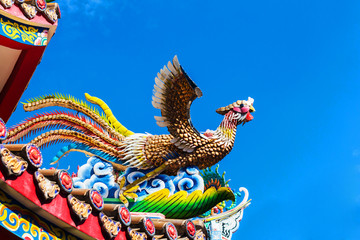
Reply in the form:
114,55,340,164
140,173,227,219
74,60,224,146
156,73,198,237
4,93,133,165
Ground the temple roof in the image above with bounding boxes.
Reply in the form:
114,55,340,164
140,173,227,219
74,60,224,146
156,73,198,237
0,1,59,123
0,119,208,240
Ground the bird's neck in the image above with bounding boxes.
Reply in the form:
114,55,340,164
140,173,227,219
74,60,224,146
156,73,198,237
214,111,238,147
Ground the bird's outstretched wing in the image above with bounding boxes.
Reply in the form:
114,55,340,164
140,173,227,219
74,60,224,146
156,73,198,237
152,56,207,153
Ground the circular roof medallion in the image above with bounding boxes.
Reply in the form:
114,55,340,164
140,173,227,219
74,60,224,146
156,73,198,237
35,0,47,11
143,217,155,237
26,144,42,168
57,170,73,194
89,189,104,211
185,220,196,239
117,204,131,226
165,222,178,240
0,118,7,141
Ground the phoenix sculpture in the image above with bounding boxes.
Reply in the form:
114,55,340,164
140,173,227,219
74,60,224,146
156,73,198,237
4,56,255,190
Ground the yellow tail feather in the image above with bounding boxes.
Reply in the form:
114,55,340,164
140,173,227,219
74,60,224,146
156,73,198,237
85,93,134,137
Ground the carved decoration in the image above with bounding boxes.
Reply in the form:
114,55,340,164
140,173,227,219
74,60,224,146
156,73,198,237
25,144,43,168
67,195,92,221
0,145,27,176
99,212,121,239
34,171,60,200
20,3,37,19
0,0,13,8
44,6,57,23
128,227,147,240
14,0,60,23
195,231,206,240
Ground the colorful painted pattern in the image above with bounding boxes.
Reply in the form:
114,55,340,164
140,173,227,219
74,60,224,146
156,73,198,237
0,14,48,46
0,188,79,240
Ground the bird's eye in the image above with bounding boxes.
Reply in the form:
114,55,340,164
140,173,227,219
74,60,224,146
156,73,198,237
240,105,249,113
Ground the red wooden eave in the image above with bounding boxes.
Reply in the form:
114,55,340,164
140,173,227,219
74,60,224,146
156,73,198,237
0,35,47,123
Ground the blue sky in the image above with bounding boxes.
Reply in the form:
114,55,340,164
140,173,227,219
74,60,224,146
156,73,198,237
7,0,360,239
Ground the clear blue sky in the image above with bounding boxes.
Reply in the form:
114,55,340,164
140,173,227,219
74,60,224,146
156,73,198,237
7,0,360,239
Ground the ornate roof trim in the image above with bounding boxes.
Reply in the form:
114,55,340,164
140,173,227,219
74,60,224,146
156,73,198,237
0,0,60,24
0,119,210,240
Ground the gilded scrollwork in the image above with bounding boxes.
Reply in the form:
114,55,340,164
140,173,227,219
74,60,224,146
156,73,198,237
45,8,58,23
34,171,60,200
99,212,121,238
0,146,27,176
0,188,80,239
128,228,147,240
0,16,48,47
67,195,92,221
195,231,206,240
20,3,37,19
0,0,13,8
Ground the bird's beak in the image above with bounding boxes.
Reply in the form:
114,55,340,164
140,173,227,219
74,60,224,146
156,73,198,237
249,105,255,112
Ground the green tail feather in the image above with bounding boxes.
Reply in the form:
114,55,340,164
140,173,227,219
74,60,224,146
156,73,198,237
129,187,235,219
24,93,111,125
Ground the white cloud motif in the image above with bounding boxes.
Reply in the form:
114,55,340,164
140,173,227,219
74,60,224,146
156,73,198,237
73,157,120,198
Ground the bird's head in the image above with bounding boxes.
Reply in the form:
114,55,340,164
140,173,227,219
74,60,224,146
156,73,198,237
216,97,255,125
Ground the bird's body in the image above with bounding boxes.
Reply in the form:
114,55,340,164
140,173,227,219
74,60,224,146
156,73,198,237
5,56,255,180
120,110,239,175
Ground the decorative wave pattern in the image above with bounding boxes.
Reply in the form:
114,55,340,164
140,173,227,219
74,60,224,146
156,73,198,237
122,167,175,198
172,166,204,194
72,157,120,198
122,165,205,200
73,158,236,219
72,159,205,201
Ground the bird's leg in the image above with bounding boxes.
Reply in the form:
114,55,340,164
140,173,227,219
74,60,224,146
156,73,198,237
120,163,169,193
